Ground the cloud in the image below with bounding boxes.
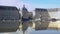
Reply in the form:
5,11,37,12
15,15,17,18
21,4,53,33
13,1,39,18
0,0,23,8
0,0,32,11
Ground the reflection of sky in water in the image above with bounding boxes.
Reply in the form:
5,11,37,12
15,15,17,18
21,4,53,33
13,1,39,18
0,27,60,34
31,30,60,34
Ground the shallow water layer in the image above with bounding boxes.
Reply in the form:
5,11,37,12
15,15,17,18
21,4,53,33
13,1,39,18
0,27,60,34
0,21,60,34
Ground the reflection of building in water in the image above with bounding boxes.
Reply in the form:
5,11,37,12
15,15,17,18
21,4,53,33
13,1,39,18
19,8,60,31
34,8,50,30
19,22,32,34
19,23,27,34
22,22,28,34
0,6,20,32
32,8,60,30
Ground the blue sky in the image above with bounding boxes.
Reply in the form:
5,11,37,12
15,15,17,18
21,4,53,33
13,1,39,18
22,0,60,8
0,0,60,11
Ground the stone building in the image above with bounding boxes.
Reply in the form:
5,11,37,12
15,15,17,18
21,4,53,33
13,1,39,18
22,5,29,19
28,12,33,20
0,6,20,32
48,8,60,19
34,8,51,22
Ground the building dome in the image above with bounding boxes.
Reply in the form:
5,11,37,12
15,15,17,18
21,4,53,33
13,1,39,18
22,5,28,11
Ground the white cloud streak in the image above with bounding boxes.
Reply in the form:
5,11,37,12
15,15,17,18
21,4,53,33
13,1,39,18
0,0,32,11
0,0,23,8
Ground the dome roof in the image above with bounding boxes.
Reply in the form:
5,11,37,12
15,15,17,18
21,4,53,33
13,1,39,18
22,5,28,11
